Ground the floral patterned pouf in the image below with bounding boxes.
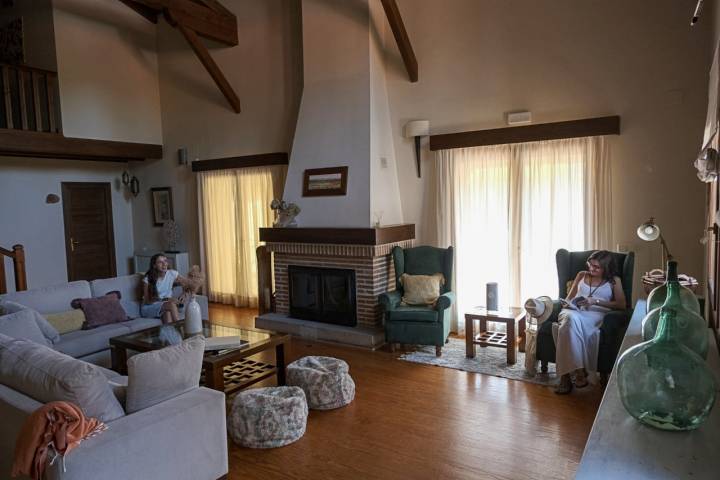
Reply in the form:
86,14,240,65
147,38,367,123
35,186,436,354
287,356,355,410
228,386,308,448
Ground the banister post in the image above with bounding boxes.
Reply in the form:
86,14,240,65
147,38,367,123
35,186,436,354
12,244,27,291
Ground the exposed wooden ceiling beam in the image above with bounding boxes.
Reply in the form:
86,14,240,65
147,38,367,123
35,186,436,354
172,15,241,113
117,0,159,23
123,0,238,46
380,0,418,83
0,129,163,162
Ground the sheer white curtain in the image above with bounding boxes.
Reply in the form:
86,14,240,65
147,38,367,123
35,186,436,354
197,165,286,307
437,136,612,332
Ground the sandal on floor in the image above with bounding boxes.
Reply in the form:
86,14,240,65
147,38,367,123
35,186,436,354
554,375,573,395
573,369,589,388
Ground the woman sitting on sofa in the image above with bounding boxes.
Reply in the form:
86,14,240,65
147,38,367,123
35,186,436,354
554,250,626,394
141,253,189,324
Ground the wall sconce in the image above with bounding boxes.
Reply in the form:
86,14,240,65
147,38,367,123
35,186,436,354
121,170,140,197
404,120,429,178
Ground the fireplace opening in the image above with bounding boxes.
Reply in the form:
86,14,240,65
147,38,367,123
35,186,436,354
288,265,357,327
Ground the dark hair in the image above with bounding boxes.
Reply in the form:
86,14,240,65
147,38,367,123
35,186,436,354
587,250,616,283
145,253,166,298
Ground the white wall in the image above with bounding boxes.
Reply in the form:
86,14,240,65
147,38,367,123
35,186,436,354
0,159,134,291
283,0,372,227
53,0,162,143
385,0,712,295
369,0,403,226
132,0,302,265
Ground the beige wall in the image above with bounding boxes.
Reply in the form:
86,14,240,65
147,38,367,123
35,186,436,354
385,0,712,297
53,0,162,143
131,0,302,266
0,0,56,71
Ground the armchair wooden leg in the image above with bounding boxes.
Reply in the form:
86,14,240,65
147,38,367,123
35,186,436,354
389,343,396,353
435,345,442,357
599,372,609,388
541,360,548,374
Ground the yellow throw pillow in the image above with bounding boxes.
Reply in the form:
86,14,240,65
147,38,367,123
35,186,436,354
44,310,86,334
400,273,445,306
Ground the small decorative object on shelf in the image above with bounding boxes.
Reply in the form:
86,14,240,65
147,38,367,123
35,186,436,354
270,199,301,227
641,261,708,359
642,268,699,294
163,219,180,253
617,260,716,431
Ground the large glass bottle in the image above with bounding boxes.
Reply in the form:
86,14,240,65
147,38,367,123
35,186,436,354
646,262,701,314
641,261,708,359
617,273,716,431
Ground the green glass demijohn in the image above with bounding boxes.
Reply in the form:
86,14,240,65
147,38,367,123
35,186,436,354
641,261,708,359
646,264,701,315
617,263,716,431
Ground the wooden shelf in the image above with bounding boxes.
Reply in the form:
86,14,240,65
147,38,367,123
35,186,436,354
259,224,415,245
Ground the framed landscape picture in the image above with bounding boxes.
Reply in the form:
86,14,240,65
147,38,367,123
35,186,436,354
151,187,174,226
302,166,348,197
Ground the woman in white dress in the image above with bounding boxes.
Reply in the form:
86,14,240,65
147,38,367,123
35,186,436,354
554,250,626,394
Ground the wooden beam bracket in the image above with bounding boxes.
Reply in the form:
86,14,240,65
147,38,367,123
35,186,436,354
380,0,418,83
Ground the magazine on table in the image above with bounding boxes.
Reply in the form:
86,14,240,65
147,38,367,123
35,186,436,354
204,336,248,351
561,296,587,311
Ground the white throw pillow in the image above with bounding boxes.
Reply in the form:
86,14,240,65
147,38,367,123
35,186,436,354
0,300,60,343
0,309,52,346
125,335,205,414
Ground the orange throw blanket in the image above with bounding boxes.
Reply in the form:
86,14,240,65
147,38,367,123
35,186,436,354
12,401,107,480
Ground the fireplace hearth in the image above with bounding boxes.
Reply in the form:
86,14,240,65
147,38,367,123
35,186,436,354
289,265,356,327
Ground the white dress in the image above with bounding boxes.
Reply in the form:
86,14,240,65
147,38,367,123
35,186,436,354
553,277,613,376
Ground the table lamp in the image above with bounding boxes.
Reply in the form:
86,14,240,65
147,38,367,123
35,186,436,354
636,217,673,267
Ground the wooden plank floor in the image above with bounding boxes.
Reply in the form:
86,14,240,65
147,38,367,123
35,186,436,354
209,304,602,480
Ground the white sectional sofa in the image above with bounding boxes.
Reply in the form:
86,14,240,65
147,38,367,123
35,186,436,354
0,273,210,367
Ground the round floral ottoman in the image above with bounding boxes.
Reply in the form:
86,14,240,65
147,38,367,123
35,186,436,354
228,386,308,448
287,356,355,410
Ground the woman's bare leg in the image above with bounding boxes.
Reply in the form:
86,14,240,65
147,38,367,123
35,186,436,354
161,301,180,323
161,310,173,324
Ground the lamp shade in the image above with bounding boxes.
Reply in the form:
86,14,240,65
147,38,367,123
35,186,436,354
404,120,429,138
637,218,661,241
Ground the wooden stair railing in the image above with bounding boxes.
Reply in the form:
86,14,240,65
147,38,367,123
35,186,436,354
0,64,62,134
0,244,27,295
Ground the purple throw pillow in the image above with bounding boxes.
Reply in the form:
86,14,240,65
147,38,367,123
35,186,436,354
71,293,128,330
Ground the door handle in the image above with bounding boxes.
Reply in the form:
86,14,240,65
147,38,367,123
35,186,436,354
70,237,80,252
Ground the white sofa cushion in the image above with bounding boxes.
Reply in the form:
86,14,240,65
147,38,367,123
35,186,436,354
0,281,91,314
0,333,125,422
0,310,51,346
0,301,60,343
125,335,205,414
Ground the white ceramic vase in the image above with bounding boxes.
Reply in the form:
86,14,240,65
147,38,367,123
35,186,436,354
184,295,203,335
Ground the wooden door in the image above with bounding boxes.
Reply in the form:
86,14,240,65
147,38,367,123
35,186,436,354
61,182,117,281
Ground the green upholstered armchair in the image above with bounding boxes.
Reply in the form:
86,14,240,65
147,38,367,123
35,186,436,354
379,245,455,357
536,248,635,375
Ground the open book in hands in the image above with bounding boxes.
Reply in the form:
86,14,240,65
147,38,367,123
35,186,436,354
561,296,587,311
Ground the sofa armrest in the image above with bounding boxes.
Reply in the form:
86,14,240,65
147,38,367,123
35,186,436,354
378,291,402,311
47,387,227,480
436,291,455,311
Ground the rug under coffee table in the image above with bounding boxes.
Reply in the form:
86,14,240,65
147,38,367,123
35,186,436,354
109,321,290,394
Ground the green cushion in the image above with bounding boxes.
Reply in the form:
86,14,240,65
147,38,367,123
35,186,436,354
387,305,438,323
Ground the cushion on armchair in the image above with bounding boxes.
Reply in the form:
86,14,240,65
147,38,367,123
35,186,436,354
400,273,445,306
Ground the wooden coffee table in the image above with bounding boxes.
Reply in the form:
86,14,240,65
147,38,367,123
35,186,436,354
465,307,526,364
110,321,289,394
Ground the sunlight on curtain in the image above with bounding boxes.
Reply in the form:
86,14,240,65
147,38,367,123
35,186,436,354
437,137,611,332
197,165,286,307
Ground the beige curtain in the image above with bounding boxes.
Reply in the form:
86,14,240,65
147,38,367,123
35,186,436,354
197,165,286,307
436,136,612,333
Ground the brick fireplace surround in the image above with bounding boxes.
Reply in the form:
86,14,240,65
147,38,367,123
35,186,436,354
255,225,415,348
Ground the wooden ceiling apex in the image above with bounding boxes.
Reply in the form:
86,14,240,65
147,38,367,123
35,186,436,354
118,0,241,113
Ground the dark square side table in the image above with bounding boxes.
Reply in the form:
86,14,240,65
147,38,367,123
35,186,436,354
465,307,526,364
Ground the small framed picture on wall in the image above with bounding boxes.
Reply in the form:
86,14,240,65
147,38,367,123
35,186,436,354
151,187,174,226
302,166,348,197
